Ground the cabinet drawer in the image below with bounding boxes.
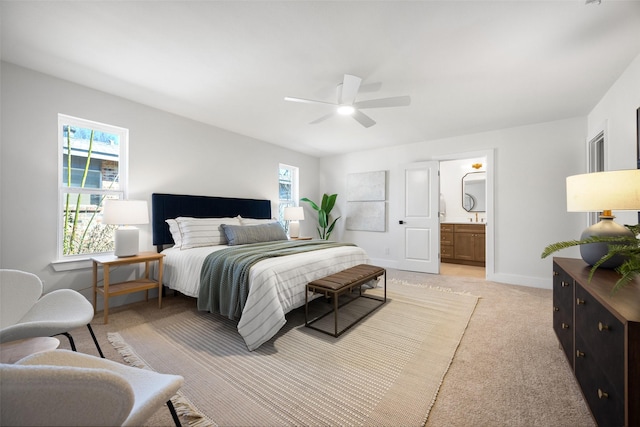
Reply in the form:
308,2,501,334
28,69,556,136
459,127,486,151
453,224,485,234
440,224,454,233
441,231,453,245
441,244,453,258
575,284,625,387
553,267,574,368
575,353,624,427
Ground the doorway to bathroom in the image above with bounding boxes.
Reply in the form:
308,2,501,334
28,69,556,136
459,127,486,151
436,150,494,279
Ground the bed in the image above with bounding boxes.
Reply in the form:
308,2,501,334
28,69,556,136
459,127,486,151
152,193,370,350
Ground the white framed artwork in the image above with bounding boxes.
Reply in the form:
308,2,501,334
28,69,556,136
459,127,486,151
346,171,386,201
346,201,386,232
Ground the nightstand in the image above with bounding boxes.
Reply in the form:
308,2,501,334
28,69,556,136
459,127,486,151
92,251,164,324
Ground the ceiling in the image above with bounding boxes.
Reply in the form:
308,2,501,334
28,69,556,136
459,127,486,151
2,1,640,157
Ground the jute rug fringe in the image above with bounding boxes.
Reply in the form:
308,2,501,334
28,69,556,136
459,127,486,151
387,278,479,297
107,332,216,427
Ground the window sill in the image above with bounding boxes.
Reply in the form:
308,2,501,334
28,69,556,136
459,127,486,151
51,258,94,272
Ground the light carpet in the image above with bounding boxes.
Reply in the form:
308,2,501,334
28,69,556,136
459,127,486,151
108,280,478,426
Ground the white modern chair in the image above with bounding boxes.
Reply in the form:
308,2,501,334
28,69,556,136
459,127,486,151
0,269,104,357
1,349,184,426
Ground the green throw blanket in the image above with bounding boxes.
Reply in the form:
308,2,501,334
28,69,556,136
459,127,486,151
198,240,355,319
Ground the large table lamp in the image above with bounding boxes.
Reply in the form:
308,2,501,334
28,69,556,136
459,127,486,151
566,169,640,268
284,206,305,238
102,199,149,257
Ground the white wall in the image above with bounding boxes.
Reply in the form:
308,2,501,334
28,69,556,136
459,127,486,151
319,118,587,288
0,62,319,307
588,53,640,227
319,53,640,289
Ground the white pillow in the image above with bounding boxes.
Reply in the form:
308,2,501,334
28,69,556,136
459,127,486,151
165,219,182,247
238,216,278,226
175,217,241,249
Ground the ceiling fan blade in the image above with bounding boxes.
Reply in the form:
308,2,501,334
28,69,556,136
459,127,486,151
359,81,383,93
309,113,334,125
339,74,362,105
284,96,336,106
352,110,376,128
354,95,411,109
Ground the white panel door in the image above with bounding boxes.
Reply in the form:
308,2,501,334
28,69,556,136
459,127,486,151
397,161,440,273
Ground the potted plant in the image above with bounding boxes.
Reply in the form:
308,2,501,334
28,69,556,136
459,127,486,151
541,224,640,294
301,193,341,240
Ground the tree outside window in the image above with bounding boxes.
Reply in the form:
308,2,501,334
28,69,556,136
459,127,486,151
279,164,299,230
58,115,128,259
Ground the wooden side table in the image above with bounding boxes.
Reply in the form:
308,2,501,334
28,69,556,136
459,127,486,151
0,337,60,364
92,251,165,324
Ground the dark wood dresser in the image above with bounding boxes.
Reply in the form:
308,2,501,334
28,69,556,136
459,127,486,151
553,257,640,427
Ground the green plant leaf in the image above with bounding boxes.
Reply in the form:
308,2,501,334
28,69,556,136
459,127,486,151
301,193,341,239
301,197,319,211
542,224,640,294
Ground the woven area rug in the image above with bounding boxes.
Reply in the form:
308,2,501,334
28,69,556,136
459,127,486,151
108,280,478,426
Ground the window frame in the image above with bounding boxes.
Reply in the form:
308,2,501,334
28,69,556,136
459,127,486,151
56,114,129,262
278,163,299,230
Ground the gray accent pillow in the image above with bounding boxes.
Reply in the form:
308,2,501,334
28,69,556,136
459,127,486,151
221,222,288,246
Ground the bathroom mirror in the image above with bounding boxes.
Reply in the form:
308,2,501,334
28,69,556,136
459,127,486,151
462,172,486,212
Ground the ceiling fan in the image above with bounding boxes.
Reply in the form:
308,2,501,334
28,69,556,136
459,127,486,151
284,74,411,128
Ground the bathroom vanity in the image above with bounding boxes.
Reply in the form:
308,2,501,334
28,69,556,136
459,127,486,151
440,222,486,266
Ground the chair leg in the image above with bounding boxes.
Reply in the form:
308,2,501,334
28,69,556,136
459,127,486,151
54,326,104,359
59,332,77,351
166,400,182,427
86,324,105,358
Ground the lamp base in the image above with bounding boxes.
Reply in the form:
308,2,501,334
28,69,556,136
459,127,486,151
579,217,633,269
114,227,139,257
289,221,300,238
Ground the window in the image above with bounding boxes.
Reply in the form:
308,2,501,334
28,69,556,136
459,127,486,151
587,130,605,226
278,164,299,229
58,114,128,260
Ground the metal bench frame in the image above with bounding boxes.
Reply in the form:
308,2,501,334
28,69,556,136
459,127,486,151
304,264,386,337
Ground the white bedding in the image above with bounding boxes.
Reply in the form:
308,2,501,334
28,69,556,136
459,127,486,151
161,244,370,350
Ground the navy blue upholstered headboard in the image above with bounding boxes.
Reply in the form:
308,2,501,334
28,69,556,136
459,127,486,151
152,193,272,248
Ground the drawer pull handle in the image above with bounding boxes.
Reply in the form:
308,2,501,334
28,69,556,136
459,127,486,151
561,281,570,287
553,306,559,312
562,323,570,329
576,298,585,305
553,271,559,276
598,322,609,332
576,350,585,358
598,389,609,399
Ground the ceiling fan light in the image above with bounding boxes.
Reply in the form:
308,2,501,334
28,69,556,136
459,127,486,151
337,105,355,115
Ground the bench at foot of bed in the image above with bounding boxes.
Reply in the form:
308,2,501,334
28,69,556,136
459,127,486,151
305,264,386,337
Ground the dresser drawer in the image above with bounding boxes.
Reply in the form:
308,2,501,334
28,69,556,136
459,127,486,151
553,266,575,368
575,352,624,427
575,284,625,387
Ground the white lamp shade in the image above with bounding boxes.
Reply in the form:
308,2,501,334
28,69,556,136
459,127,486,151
103,200,149,225
284,206,305,221
567,169,640,212
566,169,640,269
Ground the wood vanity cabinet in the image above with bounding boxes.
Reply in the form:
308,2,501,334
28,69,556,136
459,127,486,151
440,224,454,259
440,223,485,266
552,257,640,427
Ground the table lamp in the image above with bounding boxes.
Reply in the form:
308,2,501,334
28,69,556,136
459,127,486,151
566,169,640,268
102,199,149,257
284,206,305,238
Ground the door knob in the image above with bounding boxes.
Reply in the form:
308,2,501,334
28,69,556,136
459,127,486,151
399,220,404,224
